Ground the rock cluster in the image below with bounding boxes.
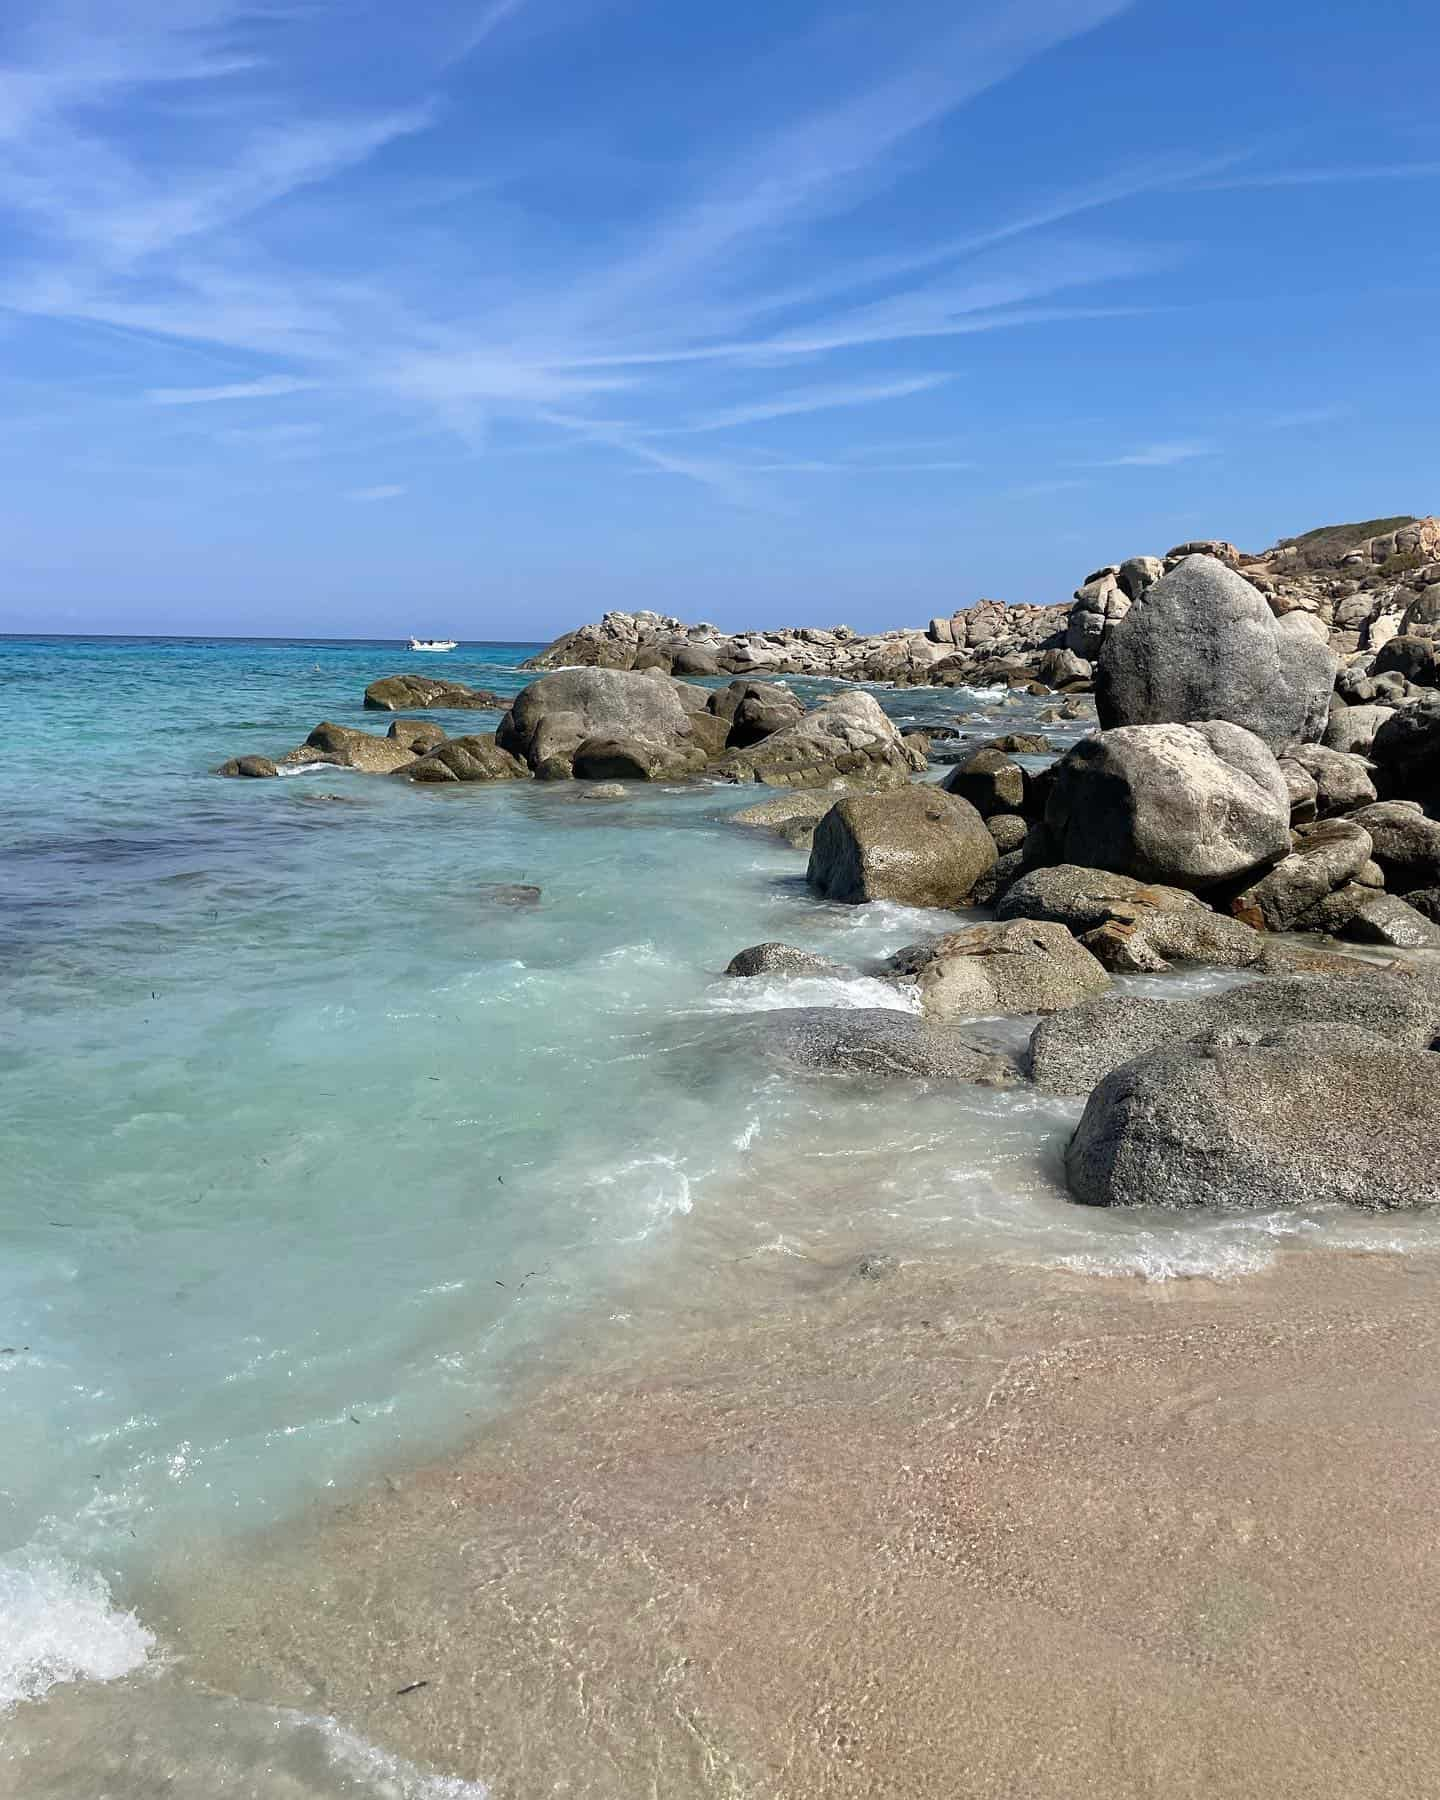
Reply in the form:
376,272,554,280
362,674,508,711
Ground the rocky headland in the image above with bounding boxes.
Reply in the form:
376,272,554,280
217,512,1440,1220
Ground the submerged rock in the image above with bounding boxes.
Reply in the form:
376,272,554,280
807,787,997,908
728,790,845,849
216,755,279,778
1065,1026,1440,1211
1095,554,1336,749
725,1007,1018,1083
475,883,542,908
364,674,508,712
884,920,1110,1019
1028,970,1440,1095
724,943,843,978
280,722,418,774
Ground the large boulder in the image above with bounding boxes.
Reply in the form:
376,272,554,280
883,920,1111,1019
1372,635,1440,688
1065,1027,1440,1211
807,787,997,907
1230,819,1375,931
1095,554,1337,749
1349,802,1440,892
717,1008,1018,1083
941,749,1028,818
1027,970,1440,1095
716,691,927,790
496,669,706,778
1369,700,1440,809
364,674,507,712
1039,722,1291,891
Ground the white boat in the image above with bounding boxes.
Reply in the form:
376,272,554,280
407,638,458,652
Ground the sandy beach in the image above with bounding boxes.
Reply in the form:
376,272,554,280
39,1246,1415,1799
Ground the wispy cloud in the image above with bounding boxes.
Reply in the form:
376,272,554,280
1093,440,1216,468
347,483,407,502
1185,161,1440,191
669,374,952,435
146,376,322,405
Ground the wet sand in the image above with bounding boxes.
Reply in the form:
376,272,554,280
88,1245,1440,1800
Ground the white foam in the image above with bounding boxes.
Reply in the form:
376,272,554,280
701,973,920,1014
0,1553,155,1709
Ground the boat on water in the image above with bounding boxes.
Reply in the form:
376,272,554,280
407,637,458,652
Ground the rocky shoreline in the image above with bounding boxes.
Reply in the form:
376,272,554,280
216,518,1440,1222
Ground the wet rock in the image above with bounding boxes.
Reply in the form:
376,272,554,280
1096,554,1336,749
1065,1026,1440,1211
1027,970,1440,1095
728,790,845,849
807,787,996,908
725,943,843,978
749,1008,1018,1082
400,734,531,783
216,755,279,778
1350,802,1440,893
885,919,1110,1018
716,691,927,790
1039,722,1291,891
387,720,447,754
364,675,507,711
854,1252,900,1281
571,736,702,781
996,864,1202,933
1231,820,1375,932
1079,907,1264,973
281,722,418,774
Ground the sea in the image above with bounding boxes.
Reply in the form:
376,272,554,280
3,634,1435,1795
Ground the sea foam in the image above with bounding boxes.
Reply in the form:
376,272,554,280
0,1553,154,1709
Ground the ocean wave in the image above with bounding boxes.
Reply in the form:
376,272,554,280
700,972,920,1014
0,1552,154,1709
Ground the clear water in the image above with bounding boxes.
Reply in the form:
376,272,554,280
3,636,1434,1771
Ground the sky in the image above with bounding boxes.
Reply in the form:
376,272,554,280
1,0,1438,639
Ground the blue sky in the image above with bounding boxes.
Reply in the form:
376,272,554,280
2,0,1438,638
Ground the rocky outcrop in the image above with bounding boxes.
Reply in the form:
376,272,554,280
1095,555,1336,749
1065,1026,1440,1211
363,675,508,712
715,691,927,789
807,787,996,908
1037,722,1291,891
883,920,1111,1018
522,603,1069,691
1027,970,1440,1095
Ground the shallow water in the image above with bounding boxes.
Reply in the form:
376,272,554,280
3,636,1436,1791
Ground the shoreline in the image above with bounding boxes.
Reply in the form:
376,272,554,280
51,1240,1440,1800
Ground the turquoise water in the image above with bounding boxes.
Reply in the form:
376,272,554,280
4,637,1431,1785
